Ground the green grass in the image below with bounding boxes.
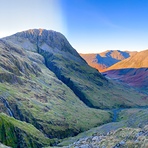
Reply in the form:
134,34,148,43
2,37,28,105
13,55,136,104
0,63,112,139
0,113,52,148
58,108,148,147
42,52,148,109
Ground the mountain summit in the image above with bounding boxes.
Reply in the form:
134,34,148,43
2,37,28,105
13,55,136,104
4,29,80,57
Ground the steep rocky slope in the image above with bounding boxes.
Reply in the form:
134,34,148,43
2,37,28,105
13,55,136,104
80,50,137,72
66,125,148,148
0,39,111,147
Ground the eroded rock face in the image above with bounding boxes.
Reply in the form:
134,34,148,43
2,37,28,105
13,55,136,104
0,39,41,79
4,29,81,58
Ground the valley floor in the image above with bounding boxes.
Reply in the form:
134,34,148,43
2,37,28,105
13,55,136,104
53,107,148,148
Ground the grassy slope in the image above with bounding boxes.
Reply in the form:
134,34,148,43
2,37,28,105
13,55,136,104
0,113,52,148
0,39,111,140
58,108,148,147
1,30,148,147
43,52,148,109
3,29,148,109
106,49,148,70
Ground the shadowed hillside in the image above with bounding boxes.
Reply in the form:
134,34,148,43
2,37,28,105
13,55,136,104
0,37,111,147
103,50,148,93
80,50,137,72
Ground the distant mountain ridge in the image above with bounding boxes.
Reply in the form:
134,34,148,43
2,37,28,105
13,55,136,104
80,50,137,72
106,49,148,70
103,50,148,93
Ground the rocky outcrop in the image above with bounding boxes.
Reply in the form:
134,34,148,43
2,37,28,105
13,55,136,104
67,125,148,148
0,113,52,148
0,40,41,79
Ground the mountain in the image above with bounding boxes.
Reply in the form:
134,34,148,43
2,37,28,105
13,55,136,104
0,36,111,147
4,29,147,109
103,50,148,93
80,50,137,72
0,29,148,147
106,49,148,70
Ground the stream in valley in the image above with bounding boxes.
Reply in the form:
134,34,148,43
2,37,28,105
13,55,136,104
0,97,14,117
109,106,148,122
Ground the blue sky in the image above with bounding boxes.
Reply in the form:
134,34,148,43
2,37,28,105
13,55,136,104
0,0,148,53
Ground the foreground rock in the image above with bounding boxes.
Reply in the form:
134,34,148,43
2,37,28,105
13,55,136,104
67,125,148,148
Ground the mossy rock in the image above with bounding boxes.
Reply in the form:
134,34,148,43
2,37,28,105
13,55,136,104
0,113,52,148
